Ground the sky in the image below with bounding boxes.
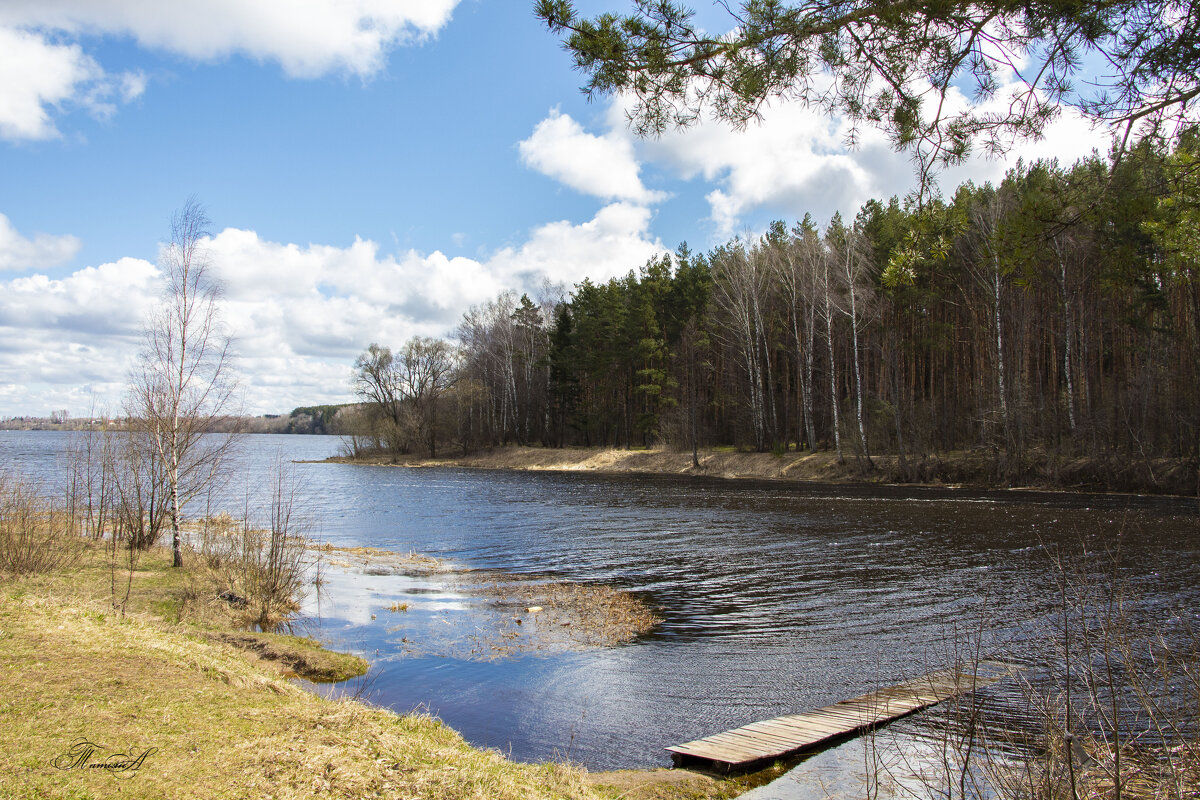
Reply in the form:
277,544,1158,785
0,1,1114,417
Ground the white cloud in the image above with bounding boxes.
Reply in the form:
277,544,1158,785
0,1,461,78
632,76,1113,236
0,214,82,271
0,27,93,140
520,109,667,204
488,202,664,287
0,26,145,141
0,257,160,337
0,0,458,141
0,256,160,417
0,204,664,416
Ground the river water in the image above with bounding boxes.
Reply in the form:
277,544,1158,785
4,431,1198,780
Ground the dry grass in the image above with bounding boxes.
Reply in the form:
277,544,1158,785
1077,744,1200,799
314,543,448,575
205,631,368,683
5,541,367,684
0,545,755,800
0,473,83,575
587,765,791,800
0,590,602,800
325,445,854,482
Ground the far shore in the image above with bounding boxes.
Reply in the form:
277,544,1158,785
324,444,1199,498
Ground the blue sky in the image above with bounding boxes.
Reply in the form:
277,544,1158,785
0,1,1111,417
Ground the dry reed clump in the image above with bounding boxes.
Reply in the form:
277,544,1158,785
190,513,310,629
314,543,448,575
0,472,82,575
325,547,661,660
442,574,660,660
489,578,660,643
1077,743,1200,799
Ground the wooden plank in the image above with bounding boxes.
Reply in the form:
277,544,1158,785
782,705,868,724
665,663,1012,772
739,720,845,744
719,727,811,748
804,703,875,718
702,730,784,750
810,706,875,723
747,717,847,736
709,731,796,753
773,717,854,736
667,739,763,763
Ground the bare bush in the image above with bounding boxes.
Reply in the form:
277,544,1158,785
63,425,117,541
857,544,1200,800
335,405,387,458
1015,546,1200,800
197,459,312,629
110,429,172,551
0,473,82,575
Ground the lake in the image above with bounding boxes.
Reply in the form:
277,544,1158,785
3,431,1198,774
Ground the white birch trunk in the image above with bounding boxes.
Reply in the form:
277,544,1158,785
823,255,843,462
844,233,870,462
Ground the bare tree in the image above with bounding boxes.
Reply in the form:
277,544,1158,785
130,198,238,568
397,336,457,458
768,218,821,452
839,222,876,467
352,343,408,453
712,240,775,451
354,336,458,457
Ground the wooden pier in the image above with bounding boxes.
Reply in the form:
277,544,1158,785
667,662,1013,773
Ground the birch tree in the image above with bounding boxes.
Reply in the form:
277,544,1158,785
712,241,773,450
130,199,238,568
835,219,875,465
766,219,819,452
820,223,843,462
963,184,1014,449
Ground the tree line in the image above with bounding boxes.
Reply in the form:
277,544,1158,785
352,137,1200,491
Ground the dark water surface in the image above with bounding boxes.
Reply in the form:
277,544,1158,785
4,431,1197,771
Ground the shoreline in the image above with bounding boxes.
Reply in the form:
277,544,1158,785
323,445,1200,500
2,543,763,799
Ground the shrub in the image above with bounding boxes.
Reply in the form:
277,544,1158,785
0,473,82,575
196,459,312,629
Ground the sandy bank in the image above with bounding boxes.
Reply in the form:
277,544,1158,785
329,446,871,483
326,445,1198,496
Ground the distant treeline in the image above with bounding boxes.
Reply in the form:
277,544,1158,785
215,405,353,435
3,407,354,435
351,138,1200,492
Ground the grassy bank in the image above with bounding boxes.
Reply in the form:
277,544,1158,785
328,444,1199,496
0,543,765,799
0,587,598,799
